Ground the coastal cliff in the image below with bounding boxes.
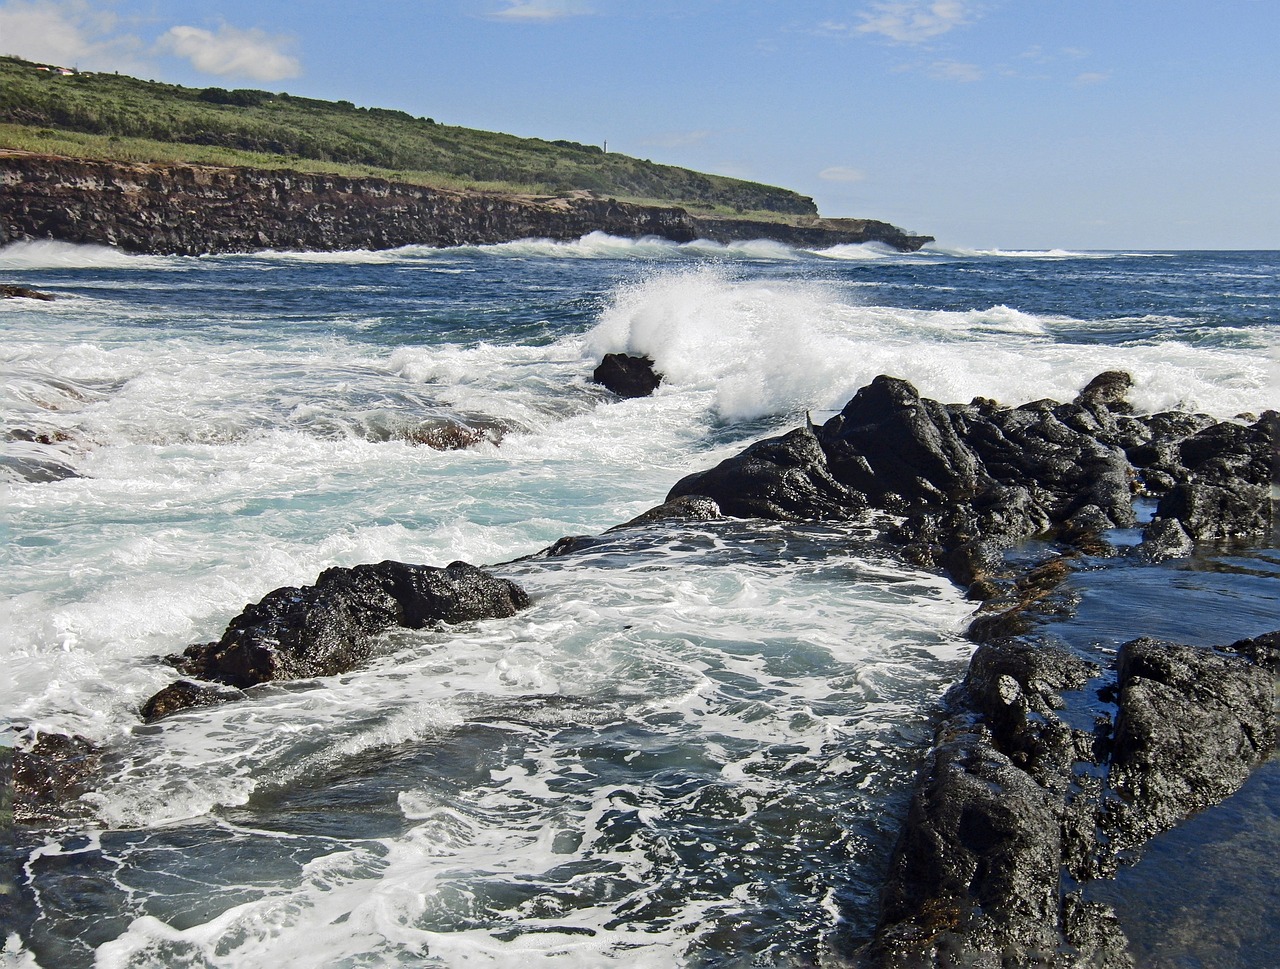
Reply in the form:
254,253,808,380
0,151,933,255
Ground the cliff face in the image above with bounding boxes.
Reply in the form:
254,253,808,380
0,152,933,255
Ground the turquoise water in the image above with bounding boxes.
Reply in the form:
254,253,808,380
2,238,1277,966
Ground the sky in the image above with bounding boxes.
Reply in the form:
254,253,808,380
1,0,1277,250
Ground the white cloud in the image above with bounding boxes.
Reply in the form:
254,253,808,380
819,166,868,183
487,0,592,22
928,59,982,82
857,0,974,44
1073,71,1111,86
158,24,300,82
0,0,144,71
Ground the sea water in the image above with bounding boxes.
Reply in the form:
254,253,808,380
2,238,1277,967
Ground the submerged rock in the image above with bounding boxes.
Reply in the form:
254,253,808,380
592,352,662,398
143,560,529,719
1,284,56,300
139,680,247,722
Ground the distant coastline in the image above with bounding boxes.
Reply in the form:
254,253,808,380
0,151,934,256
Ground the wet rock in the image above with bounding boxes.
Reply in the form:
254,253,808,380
819,375,983,508
397,418,501,450
1109,637,1275,839
1137,515,1194,561
11,730,102,825
939,538,1005,588
864,625,1276,968
1224,629,1280,670
611,495,722,530
1073,370,1134,412
527,534,601,559
870,728,1080,966
667,424,865,520
1,284,56,300
1149,413,1274,539
145,561,529,716
962,639,1094,792
592,353,662,398
140,680,247,722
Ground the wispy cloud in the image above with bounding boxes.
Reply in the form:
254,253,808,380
487,0,593,22
819,166,868,183
0,0,144,71
856,0,975,44
158,24,300,81
927,59,982,82
1073,70,1111,87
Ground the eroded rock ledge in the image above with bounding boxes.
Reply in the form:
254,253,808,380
0,151,934,255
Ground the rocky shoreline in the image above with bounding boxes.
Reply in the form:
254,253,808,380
9,369,1276,966
0,151,933,256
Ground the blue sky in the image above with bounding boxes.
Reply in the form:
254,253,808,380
2,0,1277,249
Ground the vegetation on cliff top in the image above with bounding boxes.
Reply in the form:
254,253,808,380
0,56,817,218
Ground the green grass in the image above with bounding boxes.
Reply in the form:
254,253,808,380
0,55,817,217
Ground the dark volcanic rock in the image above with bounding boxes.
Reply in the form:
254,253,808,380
863,629,1277,968
611,495,722,530
1073,370,1134,411
962,638,1094,792
1108,637,1275,839
593,353,662,398
0,152,933,255
872,728,1079,966
1,283,56,300
143,560,529,719
652,372,1270,593
667,424,865,520
819,375,984,508
140,680,247,722
11,730,102,825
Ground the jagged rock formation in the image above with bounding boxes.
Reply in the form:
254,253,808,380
142,559,530,720
592,352,663,398
655,371,1275,967
862,631,1276,968
665,372,1274,591
0,152,934,255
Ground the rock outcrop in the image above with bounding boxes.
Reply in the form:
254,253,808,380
653,371,1274,966
863,631,1276,968
1,283,56,300
142,559,530,720
663,372,1274,590
0,151,934,255
592,352,663,398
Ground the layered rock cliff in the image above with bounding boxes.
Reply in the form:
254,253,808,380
0,152,933,255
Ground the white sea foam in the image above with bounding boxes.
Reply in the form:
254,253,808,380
79,537,970,968
922,244,1110,259
0,239,185,271
582,265,1277,420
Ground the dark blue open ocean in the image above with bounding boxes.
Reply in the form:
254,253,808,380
2,238,1277,967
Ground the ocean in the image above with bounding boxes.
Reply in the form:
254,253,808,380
2,237,1277,967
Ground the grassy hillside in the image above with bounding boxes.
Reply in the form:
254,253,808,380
0,56,817,217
